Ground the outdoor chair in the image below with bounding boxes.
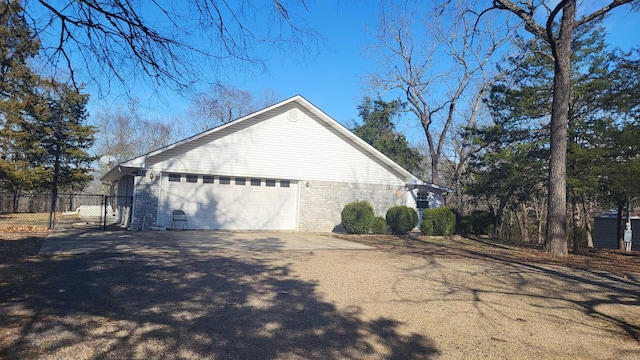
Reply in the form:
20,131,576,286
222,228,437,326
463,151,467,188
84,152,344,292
171,210,188,230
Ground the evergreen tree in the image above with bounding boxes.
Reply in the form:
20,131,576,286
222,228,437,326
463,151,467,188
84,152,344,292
353,97,422,175
470,21,640,250
0,0,45,199
0,0,96,206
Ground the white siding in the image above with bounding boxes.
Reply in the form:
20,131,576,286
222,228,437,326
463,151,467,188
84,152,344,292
145,104,406,186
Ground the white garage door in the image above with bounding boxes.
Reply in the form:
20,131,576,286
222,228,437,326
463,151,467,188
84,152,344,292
158,174,298,230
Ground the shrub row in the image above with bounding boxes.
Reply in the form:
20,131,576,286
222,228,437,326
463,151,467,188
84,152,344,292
341,201,466,237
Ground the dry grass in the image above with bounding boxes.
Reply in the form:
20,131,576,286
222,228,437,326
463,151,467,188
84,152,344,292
337,233,640,275
0,212,66,232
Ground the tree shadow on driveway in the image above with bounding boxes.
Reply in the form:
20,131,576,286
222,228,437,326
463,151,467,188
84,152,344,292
0,250,438,359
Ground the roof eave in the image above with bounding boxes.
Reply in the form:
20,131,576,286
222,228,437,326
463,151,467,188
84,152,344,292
101,165,142,182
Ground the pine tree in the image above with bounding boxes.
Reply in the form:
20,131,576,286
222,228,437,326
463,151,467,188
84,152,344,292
0,1,96,217
0,0,45,202
353,97,423,175
471,21,640,250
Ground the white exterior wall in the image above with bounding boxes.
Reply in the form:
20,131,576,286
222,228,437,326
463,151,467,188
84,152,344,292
144,104,406,186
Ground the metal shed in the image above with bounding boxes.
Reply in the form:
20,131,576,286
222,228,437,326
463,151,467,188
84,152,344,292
593,210,639,249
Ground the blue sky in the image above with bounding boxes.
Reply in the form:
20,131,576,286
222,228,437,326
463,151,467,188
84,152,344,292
89,1,640,141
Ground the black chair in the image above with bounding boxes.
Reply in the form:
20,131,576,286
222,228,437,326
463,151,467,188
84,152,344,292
171,210,188,230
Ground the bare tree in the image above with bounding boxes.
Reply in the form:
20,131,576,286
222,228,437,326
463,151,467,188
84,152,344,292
187,82,280,133
367,0,512,186
94,99,177,168
487,0,638,256
17,0,320,93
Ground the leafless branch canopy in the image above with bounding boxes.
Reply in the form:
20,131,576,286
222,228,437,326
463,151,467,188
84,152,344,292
18,0,320,94
490,0,637,46
366,0,515,184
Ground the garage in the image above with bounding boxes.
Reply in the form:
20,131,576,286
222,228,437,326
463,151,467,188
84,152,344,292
157,174,299,230
103,96,449,232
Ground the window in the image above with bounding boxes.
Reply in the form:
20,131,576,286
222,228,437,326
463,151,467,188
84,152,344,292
235,177,246,185
416,190,431,209
220,177,231,184
186,175,198,183
265,179,276,187
251,178,261,186
280,180,290,188
203,176,214,184
168,174,181,182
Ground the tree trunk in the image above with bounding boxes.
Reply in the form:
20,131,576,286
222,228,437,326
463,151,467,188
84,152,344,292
616,200,626,251
582,194,594,248
493,199,508,239
545,0,576,257
531,195,546,244
430,147,440,185
12,192,19,213
516,202,530,243
571,190,586,255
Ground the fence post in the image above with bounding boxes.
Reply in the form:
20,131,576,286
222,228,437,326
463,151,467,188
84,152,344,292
48,193,54,230
103,194,107,231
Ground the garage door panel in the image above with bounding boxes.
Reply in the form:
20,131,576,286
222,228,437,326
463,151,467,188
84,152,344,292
159,176,298,230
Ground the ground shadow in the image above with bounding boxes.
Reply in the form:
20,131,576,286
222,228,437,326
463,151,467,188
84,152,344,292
0,247,438,359
395,236,640,342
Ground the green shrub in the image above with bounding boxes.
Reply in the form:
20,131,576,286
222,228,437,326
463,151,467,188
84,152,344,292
470,210,494,235
452,209,469,235
457,215,473,234
371,216,388,235
341,201,374,234
420,208,456,236
386,206,418,235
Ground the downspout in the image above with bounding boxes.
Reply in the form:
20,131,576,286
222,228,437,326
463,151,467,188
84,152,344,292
156,171,163,228
131,174,138,227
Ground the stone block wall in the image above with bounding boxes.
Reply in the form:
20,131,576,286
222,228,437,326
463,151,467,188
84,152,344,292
299,180,406,232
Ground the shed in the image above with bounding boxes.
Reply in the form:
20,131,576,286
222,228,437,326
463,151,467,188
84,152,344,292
593,210,639,249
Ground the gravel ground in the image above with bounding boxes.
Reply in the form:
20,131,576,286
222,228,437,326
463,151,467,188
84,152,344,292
1,234,639,359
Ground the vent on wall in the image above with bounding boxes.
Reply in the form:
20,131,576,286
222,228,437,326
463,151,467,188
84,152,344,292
287,108,299,122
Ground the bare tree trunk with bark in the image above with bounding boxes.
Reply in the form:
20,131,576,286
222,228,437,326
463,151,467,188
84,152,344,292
544,0,576,257
571,190,586,255
517,202,530,243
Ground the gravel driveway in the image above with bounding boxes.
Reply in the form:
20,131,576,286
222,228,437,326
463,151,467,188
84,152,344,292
1,236,639,359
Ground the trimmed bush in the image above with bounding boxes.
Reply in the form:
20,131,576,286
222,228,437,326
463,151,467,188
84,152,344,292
341,201,374,234
470,210,494,235
420,208,456,236
386,206,418,235
457,215,473,235
371,216,388,235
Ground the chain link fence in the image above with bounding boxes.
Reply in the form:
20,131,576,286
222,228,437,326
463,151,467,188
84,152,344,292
0,193,132,231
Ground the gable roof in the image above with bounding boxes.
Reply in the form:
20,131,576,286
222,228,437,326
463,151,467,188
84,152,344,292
101,95,450,193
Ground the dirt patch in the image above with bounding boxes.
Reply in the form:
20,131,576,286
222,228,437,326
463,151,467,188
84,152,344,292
1,232,639,359
0,231,49,295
